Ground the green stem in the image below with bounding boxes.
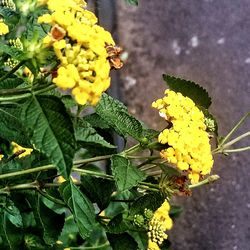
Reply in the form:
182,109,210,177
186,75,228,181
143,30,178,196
219,112,250,146
0,60,26,82
189,175,220,189
74,155,113,166
0,84,56,102
37,189,65,205
0,164,54,180
223,146,250,153
72,168,113,180
222,131,250,148
69,242,110,250
121,143,141,156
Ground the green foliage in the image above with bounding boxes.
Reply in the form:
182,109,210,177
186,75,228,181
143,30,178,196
75,118,116,149
163,74,212,109
0,210,23,250
27,194,65,245
107,233,138,249
21,95,76,178
125,0,139,6
111,155,146,191
80,175,115,211
59,180,96,239
0,1,239,249
96,93,143,141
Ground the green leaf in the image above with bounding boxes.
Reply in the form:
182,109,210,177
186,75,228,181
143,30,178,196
21,95,75,178
80,175,116,210
169,205,183,219
0,210,23,250
0,105,29,145
0,77,23,89
0,42,24,60
96,94,143,140
107,233,138,250
59,179,96,239
75,119,116,149
0,8,20,25
128,231,148,250
107,214,133,234
125,0,139,6
163,74,212,109
111,155,146,191
4,204,23,228
129,193,164,217
84,113,110,129
28,194,65,245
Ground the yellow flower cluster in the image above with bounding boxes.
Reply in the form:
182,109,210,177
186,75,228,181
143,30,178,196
148,200,173,250
12,142,33,158
0,19,9,35
38,0,115,105
0,154,3,161
152,90,213,184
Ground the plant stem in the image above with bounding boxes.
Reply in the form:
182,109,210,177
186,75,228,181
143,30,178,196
219,112,250,146
121,143,141,156
37,189,65,205
189,175,220,189
69,242,110,250
74,155,113,166
0,60,26,82
0,164,55,180
222,131,250,148
223,146,250,153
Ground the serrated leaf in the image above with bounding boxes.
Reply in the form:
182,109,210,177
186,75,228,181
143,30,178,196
96,94,143,140
0,77,23,89
125,0,139,6
111,155,145,191
107,233,138,250
5,204,23,228
129,193,164,217
80,175,115,210
0,211,23,250
0,105,29,145
163,74,212,108
59,179,96,239
21,95,75,178
28,194,65,245
84,113,111,129
0,8,20,25
0,42,24,60
75,119,116,149
107,214,132,234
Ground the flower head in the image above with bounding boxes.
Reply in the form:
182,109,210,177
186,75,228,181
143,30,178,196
0,19,9,35
38,0,119,106
152,90,213,184
147,200,173,250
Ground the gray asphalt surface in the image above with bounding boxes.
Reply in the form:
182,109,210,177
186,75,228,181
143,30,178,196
116,1,250,249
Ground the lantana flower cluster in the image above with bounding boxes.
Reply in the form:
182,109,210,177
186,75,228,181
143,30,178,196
38,0,115,105
147,200,173,250
0,18,9,35
152,90,213,184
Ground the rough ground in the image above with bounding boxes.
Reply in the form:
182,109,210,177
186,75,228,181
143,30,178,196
116,0,250,249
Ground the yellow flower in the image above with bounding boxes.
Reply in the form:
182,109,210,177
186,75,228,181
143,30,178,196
0,154,4,161
12,142,33,158
38,0,116,106
147,200,173,250
0,20,9,35
152,90,213,184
